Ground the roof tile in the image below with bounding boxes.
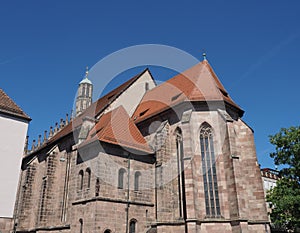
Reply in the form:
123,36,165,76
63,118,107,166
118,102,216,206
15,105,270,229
78,106,153,154
132,61,243,122
0,89,31,121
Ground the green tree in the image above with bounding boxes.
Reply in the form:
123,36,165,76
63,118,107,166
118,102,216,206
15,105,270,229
267,126,300,232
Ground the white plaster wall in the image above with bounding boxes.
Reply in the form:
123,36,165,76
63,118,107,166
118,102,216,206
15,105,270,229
0,114,28,217
104,70,156,117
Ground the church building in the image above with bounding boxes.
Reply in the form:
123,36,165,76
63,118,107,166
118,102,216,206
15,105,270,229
13,56,270,233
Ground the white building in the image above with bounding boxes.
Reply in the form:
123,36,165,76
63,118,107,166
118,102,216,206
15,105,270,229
261,168,279,218
0,89,30,218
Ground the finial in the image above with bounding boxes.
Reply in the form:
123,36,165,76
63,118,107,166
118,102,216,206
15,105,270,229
38,135,41,147
55,122,59,133
49,126,53,138
202,52,207,61
60,118,64,129
43,130,48,143
70,109,74,120
32,139,36,151
85,66,89,77
65,113,69,125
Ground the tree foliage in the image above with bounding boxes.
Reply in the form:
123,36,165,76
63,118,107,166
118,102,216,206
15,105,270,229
267,126,300,232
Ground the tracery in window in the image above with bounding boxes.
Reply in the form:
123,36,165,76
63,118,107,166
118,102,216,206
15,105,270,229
200,123,221,217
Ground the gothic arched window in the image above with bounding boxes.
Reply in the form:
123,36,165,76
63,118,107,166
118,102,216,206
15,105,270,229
134,172,141,191
118,168,126,189
78,170,84,191
200,123,221,217
86,168,91,189
129,219,136,233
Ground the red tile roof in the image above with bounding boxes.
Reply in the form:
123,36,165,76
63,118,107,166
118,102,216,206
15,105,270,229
47,68,150,144
78,106,153,154
132,60,243,122
0,88,31,121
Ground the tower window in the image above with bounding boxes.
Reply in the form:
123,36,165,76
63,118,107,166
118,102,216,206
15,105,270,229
200,123,221,217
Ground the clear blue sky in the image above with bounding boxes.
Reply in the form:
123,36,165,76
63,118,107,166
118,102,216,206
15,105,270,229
1,1,299,168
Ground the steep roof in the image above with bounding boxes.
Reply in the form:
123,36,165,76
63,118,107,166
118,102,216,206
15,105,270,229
0,88,31,121
47,68,150,144
78,106,153,154
132,60,243,123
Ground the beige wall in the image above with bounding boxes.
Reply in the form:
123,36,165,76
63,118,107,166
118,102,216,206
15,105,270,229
104,70,156,117
0,114,28,217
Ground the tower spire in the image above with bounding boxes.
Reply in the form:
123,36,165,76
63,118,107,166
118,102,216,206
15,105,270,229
75,66,93,116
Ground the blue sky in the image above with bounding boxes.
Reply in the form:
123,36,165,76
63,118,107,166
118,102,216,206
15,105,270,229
0,1,299,168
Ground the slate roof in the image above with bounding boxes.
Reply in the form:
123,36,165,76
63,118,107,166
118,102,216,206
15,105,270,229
132,60,243,123
0,88,31,121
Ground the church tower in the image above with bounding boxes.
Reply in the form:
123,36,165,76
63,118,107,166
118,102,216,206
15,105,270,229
76,67,93,116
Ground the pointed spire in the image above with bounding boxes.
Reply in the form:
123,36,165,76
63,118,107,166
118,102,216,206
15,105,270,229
79,66,92,84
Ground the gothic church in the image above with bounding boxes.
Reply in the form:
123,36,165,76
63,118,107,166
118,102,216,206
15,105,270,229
13,57,270,233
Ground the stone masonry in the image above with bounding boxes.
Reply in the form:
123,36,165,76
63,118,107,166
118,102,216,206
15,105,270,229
13,59,270,233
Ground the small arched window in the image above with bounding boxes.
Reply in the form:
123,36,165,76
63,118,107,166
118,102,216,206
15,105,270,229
78,170,84,191
104,230,111,233
118,168,126,189
79,218,83,233
95,178,100,197
129,219,136,233
86,168,91,189
134,172,141,191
